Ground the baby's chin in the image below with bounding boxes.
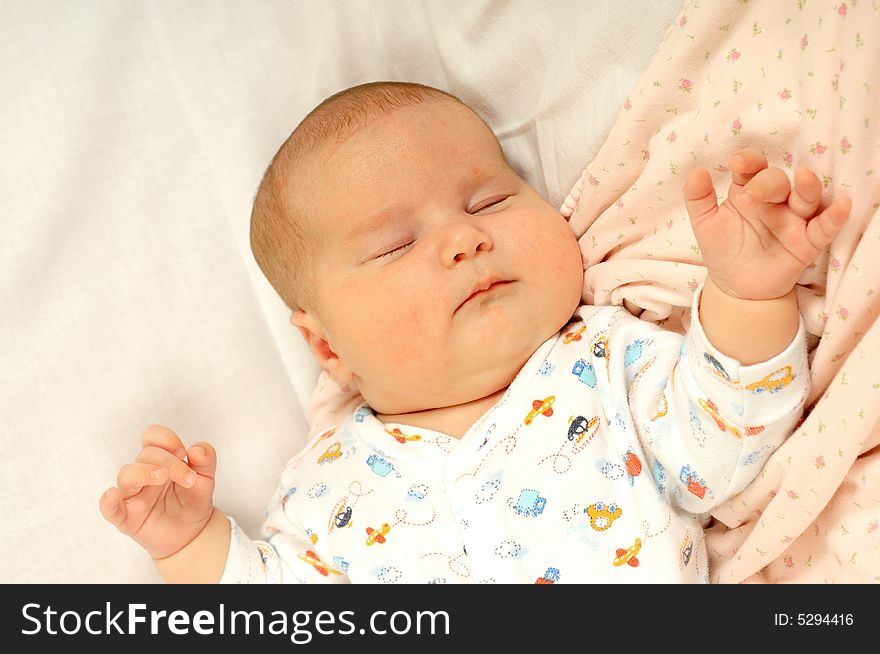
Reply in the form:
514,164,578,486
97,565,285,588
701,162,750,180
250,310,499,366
362,293,581,416
365,339,546,417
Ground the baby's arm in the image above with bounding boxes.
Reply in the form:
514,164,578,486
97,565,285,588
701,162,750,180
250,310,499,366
220,454,351,584
101,425,349,583
684,149,851,364
99,425,229,583
596,152,852,513
155,483,345,584
596,295,809,515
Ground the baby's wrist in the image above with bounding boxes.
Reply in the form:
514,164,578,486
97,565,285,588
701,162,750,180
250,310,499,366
145,508,214,561
699,277,799,365
153,508,231,583
705,274,794,303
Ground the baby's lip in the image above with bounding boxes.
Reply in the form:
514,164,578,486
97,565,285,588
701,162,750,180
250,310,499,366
455,277,513,313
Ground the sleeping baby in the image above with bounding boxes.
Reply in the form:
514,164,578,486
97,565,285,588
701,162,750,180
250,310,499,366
99,81,852,583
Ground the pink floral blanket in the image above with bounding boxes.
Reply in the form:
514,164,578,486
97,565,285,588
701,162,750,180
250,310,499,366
561,0,880,582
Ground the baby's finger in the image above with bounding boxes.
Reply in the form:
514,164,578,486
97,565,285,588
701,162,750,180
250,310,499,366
137,446,200,488
116,462,168,496
806,196,852,252
185,441,217,480
135,444,184,464
141,424,187,459
683,167,718,227
740,167,791,207
788,166,823,218
729,149,769,186
98,486,129,530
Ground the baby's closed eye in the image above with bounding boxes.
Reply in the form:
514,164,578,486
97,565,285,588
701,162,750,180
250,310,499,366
376,240,416,259
468,195,511,214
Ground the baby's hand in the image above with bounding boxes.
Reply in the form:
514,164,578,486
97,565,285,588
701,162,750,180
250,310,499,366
99,425,217,560
683,149,852,300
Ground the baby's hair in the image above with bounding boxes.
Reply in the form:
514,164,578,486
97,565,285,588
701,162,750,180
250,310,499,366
249,81,466,313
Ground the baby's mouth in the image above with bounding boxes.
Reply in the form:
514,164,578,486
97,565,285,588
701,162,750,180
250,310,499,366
455,279,514,313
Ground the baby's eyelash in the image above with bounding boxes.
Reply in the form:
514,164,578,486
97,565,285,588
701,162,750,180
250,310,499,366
377,241,415,259
469,196,509,213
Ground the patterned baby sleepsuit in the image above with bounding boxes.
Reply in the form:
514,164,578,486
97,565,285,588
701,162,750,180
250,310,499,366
221,290,808,583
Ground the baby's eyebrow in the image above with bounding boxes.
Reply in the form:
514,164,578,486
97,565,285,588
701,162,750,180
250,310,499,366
459,165,514,195
343,203,408,245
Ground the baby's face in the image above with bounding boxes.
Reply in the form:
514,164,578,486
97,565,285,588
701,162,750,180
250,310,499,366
299,100,583,414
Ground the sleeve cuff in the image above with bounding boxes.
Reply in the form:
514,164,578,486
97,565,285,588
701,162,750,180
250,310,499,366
218,516,266,584
685,284,809,428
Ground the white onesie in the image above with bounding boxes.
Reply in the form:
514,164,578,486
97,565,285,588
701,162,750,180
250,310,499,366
221,291,808,583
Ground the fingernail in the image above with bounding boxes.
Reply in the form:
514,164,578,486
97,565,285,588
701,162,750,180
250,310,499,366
184,471,197,485
731,155,744,167
151,469,166,480
740,191,754,206
190,446,205,458
176,448,186,459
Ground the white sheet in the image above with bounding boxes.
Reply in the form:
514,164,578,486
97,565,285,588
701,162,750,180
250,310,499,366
0,0,682,582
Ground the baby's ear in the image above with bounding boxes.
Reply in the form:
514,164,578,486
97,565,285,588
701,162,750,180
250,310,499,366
289,310,355,386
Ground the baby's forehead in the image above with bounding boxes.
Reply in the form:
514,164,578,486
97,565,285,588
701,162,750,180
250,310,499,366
328,105,503,176
295,98,508,222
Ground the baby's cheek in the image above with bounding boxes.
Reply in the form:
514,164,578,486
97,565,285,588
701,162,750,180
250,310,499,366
363,305,430,370
398,304,437,357
529,222,577,271
549,219,583,272
530,221,584,313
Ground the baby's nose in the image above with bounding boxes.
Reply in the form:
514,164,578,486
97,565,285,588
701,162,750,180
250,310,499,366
439,223,492,267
